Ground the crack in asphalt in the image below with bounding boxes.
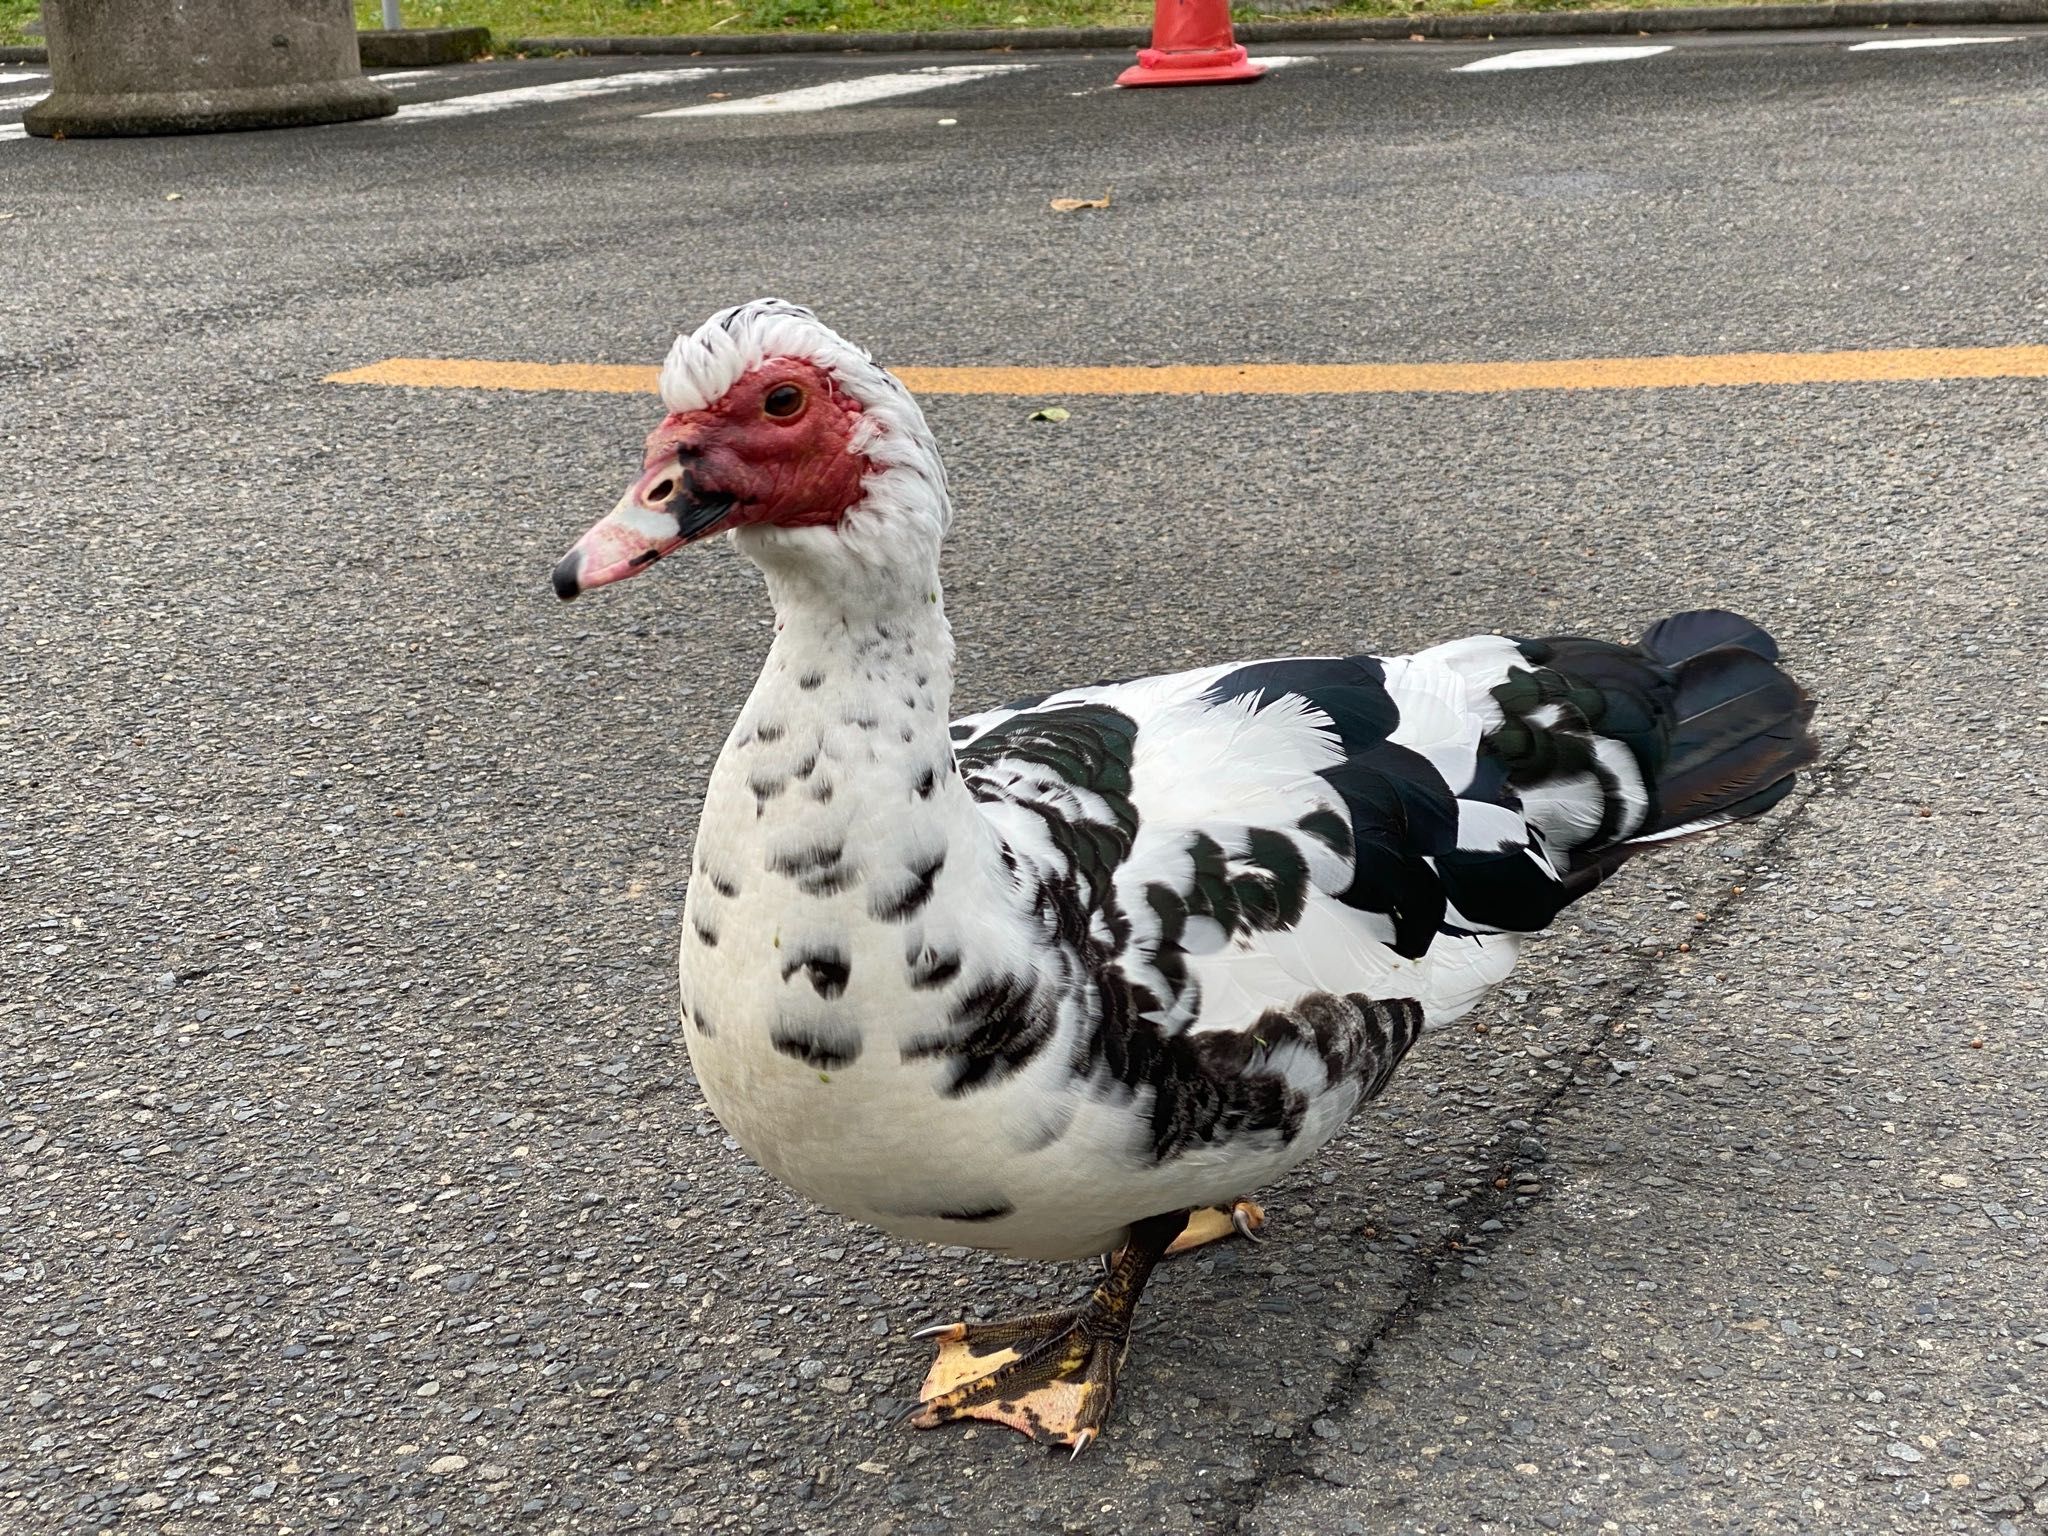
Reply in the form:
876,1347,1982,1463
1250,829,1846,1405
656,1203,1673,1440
1214,677,1898,1535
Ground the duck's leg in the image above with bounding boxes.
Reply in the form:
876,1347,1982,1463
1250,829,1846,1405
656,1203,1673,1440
910,1210,1186,1453
1166,1198,1265,1255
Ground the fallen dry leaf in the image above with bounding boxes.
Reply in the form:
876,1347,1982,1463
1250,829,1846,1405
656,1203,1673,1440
1027,406,1070,423
1049,190,1111,213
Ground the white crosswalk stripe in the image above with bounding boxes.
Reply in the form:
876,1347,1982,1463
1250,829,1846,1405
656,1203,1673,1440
0,71,45,86
644,63,1031,118
1458,45,1674,72
390,66,736,123
0,90,47,110
1846,34,2018,49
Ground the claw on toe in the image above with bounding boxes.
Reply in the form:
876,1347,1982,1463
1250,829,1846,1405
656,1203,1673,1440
1167,1198,1266,1256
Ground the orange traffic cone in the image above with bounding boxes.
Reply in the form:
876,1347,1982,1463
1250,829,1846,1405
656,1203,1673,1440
1117,0,1267,87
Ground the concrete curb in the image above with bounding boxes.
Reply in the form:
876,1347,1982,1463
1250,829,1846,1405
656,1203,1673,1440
509,0,2046,54
0,45,49,63
357,26,493,67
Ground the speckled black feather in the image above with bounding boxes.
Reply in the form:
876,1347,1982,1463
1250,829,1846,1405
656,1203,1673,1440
1204,658,1458,956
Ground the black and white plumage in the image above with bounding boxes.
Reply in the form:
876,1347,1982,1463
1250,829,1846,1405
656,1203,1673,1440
554,301,1819,1441
873,611,1814,1256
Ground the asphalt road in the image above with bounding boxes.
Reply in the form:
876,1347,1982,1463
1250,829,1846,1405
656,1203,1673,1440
3,27,2046,1536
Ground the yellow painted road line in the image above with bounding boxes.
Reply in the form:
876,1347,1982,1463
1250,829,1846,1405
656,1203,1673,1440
325,346,2048,398
327,358,660,393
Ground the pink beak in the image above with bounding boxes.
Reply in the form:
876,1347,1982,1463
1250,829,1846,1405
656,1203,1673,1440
553,457,729,600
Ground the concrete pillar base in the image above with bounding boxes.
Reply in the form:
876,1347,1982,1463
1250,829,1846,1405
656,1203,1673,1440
26,0,395,139
25,77,394,137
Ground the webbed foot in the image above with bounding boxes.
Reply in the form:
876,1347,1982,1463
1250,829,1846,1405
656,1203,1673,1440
910,1309,1126,1453
908,1209,1186,1453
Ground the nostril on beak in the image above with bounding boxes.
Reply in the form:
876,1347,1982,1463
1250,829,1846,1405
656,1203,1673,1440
644,477,676,507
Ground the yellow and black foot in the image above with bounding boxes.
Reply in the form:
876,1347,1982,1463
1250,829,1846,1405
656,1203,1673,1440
909,1209,1185,1454
1166,1198,1265,1256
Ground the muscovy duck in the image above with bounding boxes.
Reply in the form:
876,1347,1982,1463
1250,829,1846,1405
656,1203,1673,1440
553,300,1819,1454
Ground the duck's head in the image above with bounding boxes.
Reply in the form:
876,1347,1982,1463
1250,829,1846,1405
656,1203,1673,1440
552,300,949,606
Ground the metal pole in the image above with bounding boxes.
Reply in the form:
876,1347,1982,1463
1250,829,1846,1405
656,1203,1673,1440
381,0,400,27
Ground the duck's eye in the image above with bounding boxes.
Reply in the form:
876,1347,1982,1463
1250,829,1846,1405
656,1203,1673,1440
763,384,805,419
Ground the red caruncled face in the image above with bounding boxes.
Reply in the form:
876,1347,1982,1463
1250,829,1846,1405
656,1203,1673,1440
642,358,871,535
552,358,875,599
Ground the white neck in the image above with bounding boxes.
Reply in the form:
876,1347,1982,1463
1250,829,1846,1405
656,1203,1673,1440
683,549,1024,1055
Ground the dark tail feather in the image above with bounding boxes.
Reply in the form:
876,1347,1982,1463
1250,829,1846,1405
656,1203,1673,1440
1647,646,1817,836
1558,617,1818,900
1640,608,1781,667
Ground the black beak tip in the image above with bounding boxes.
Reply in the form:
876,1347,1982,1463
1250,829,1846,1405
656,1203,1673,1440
551,552,583,602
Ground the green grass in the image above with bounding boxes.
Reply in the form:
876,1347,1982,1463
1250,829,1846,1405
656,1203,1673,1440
360,0,1156,36
0,0,39,47
349,0,1778,44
